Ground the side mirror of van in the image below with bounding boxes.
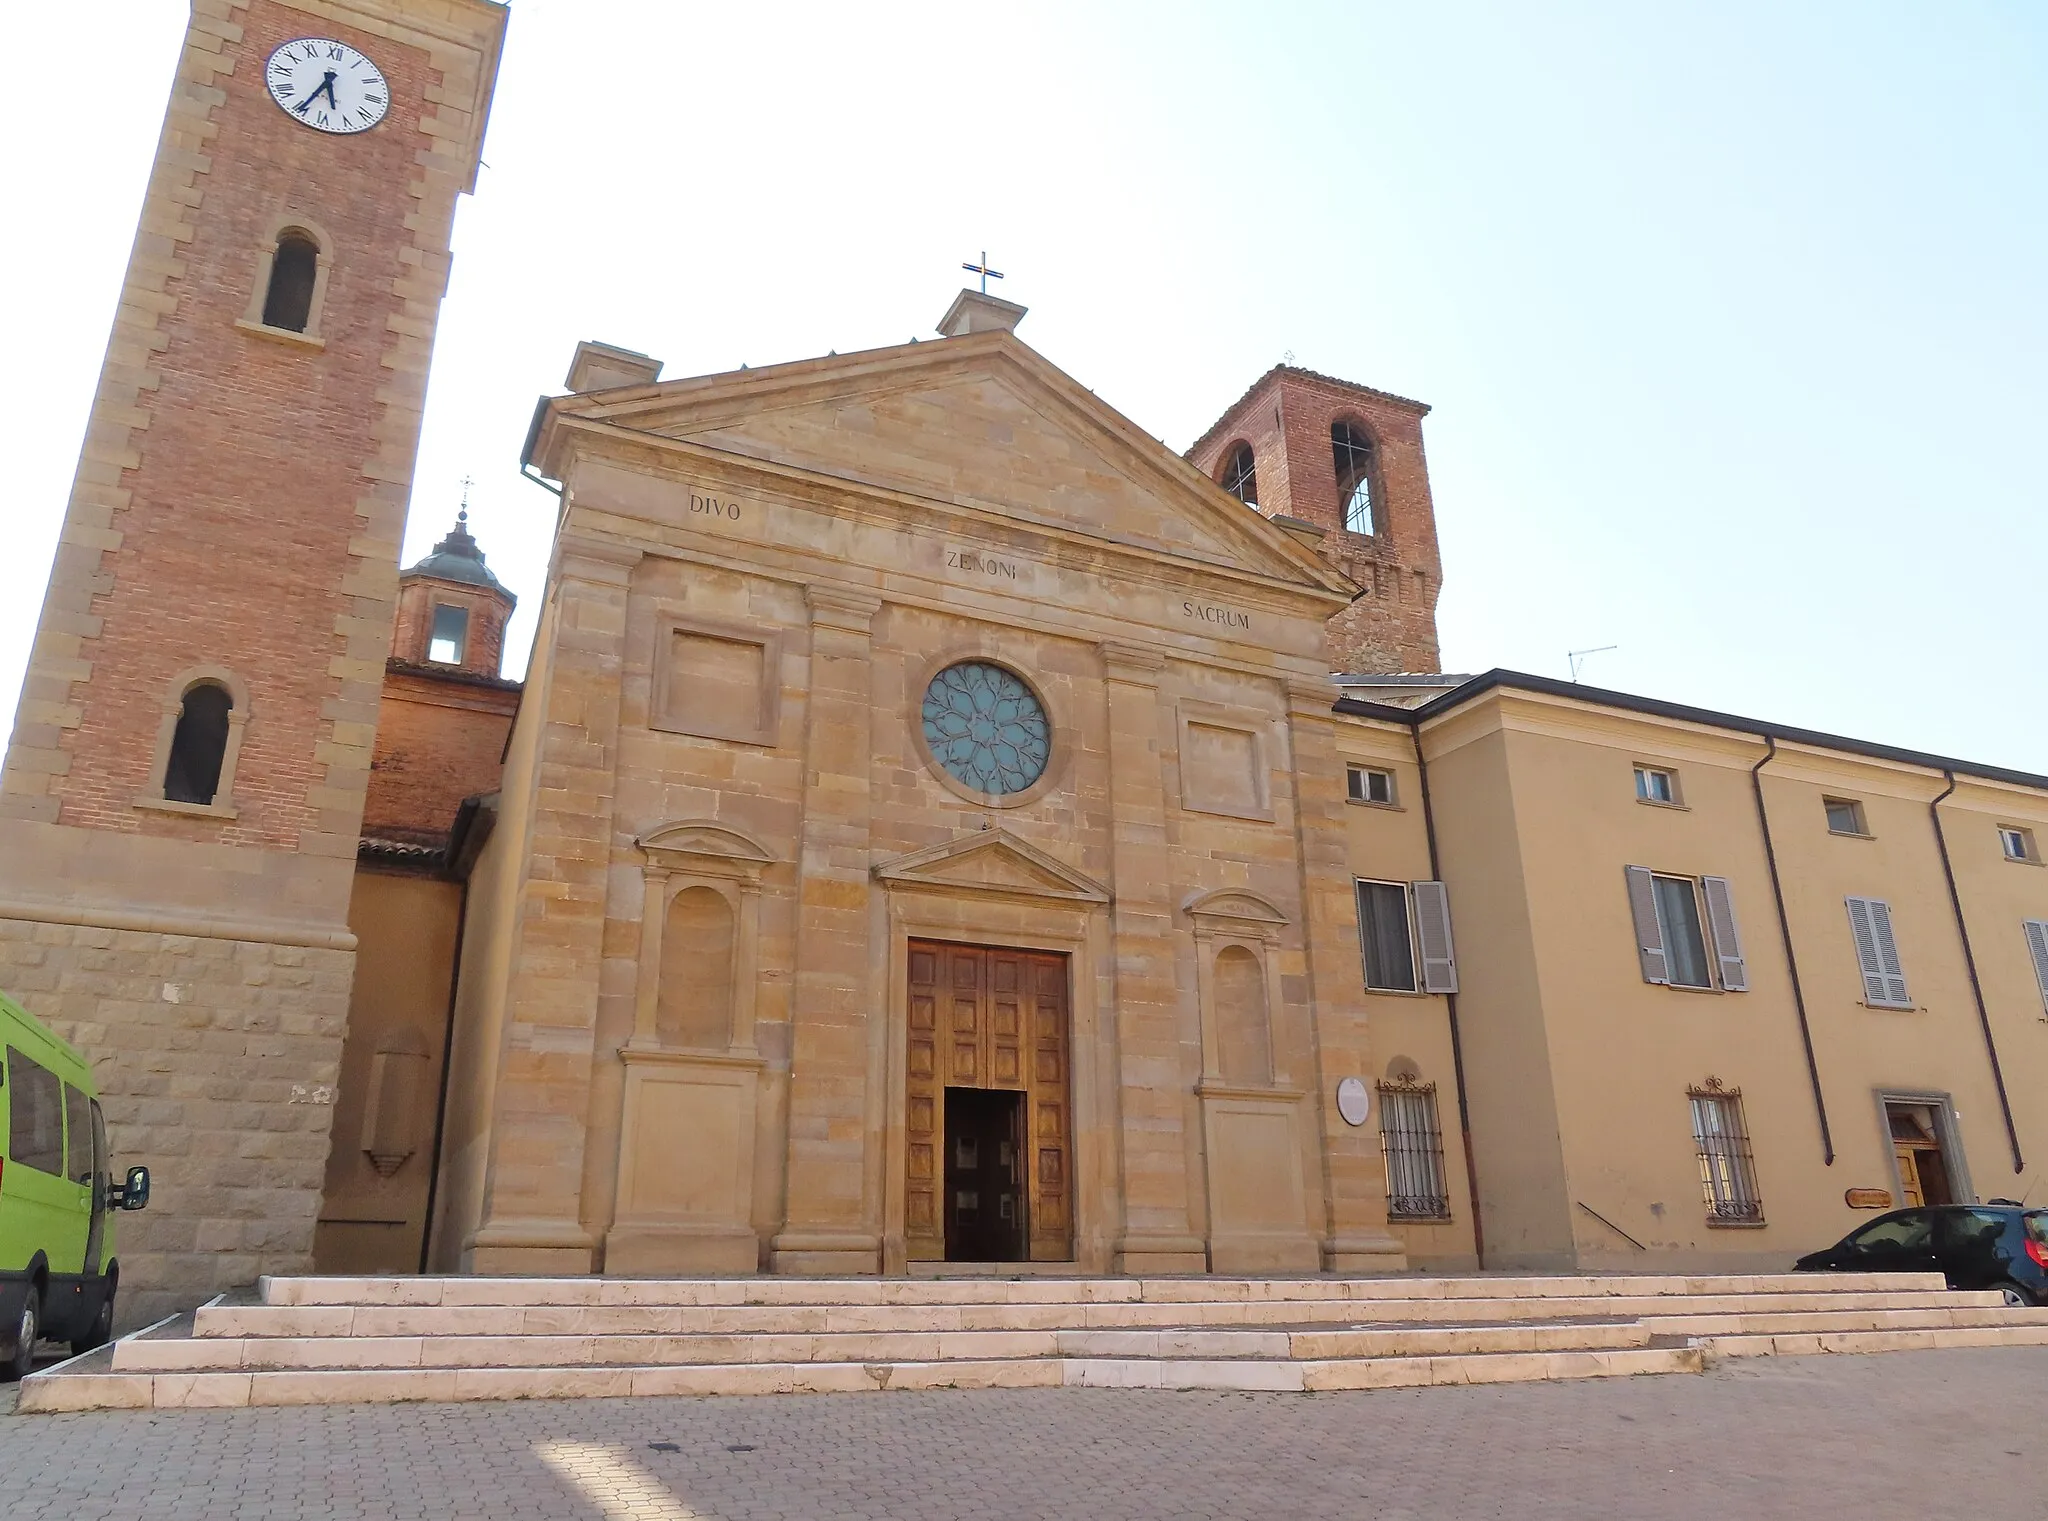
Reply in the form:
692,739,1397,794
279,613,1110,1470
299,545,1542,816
113,1166,151,1211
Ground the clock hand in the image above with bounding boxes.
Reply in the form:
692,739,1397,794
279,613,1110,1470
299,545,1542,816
294,70,341,114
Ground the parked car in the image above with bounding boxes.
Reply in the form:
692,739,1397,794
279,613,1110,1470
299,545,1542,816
1,989,150,1379
1794,1204,2048,1306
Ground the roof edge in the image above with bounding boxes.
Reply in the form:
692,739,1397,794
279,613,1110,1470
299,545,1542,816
1333,669,2048,793
1188,364,1433,461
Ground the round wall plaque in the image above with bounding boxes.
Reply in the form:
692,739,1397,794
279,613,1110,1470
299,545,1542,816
1336,1077,1371,1127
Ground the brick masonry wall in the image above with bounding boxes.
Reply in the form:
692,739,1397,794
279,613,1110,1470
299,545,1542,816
1189,368,1443,675
0,0,503,1320
0,920,351,1329
7,2,442,852
362,667,518,844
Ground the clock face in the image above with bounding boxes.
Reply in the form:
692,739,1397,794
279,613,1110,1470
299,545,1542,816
264,38,389,135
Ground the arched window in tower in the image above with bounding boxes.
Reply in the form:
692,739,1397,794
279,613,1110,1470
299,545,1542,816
1219,444,1259,510
1332,420,1377,535
162,683,233,806
261,231,320,333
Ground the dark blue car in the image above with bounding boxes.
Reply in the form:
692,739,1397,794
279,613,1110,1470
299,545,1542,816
1795,1204,2048,1306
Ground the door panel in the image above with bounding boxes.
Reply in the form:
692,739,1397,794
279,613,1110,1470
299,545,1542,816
906,941,1071,1262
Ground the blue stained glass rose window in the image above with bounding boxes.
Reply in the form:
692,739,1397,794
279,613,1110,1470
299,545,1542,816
920,662,1051,796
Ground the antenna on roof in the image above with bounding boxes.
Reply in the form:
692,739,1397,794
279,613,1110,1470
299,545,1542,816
1568,645,1618,683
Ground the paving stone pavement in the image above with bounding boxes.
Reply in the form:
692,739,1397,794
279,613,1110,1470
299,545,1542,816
1,1348,2040,1520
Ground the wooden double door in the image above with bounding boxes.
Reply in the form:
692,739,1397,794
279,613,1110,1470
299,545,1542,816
905,941,1072,1262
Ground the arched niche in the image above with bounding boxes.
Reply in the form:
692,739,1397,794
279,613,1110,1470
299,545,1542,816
656,885,736,1048
1213,943,1273,1087
610,818,780,1276
1183,888,1291,1089
630,819,774,1053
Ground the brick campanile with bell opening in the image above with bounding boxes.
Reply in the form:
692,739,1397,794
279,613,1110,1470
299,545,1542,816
1188,366,1443,674
0,0,506,1323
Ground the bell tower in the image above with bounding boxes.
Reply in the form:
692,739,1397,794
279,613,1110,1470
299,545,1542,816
0,0,506,1324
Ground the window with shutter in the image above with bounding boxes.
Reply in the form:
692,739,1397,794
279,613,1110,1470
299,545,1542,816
1411,880,1458,994
2023,920,2048,1017
1356,880,1418,993
1625,865,1669,984
1700,876,1748,992
1846,897,1912,1008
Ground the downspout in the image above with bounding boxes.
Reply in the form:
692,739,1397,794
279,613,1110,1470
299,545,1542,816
1410,722,1485,1269
1749,737,1834,1164
1930,769,2025,1176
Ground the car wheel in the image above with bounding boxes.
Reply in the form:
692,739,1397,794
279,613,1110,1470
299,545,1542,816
70,1289,115,1357
1997,1281,2039,1308
3,1288,40,1382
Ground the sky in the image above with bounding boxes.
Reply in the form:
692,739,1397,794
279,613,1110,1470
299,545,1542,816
3,2,2043,771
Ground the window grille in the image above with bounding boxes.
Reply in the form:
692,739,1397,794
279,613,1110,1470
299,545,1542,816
1688,1080,1763,1224
1331,422,1376,535
1377,1079,1451,1220
1220,444,1258,510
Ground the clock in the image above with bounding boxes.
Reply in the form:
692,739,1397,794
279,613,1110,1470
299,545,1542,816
264,38,389,135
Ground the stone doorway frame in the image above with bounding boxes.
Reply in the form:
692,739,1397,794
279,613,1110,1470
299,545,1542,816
1875,1088,1974,1207
872,830,1115,1275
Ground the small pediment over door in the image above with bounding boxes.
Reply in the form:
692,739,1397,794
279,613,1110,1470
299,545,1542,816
637,819,777,881
872,829,1111,907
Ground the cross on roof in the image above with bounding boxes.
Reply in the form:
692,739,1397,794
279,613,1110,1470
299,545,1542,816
962,252,1004,295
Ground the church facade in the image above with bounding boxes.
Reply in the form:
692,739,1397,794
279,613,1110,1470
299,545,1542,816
429,305,1427,1280
6,1,2048,1326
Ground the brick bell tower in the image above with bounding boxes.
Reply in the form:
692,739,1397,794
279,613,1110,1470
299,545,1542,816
1188,366,1444,674
0,1,506,1323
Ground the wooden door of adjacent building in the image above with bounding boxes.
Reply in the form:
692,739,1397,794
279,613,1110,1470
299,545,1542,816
906,940,1072,1262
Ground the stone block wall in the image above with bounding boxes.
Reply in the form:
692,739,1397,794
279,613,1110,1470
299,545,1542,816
0,919,350,1329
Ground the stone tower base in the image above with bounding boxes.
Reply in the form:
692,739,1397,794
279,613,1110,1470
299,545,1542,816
0,918,351,1329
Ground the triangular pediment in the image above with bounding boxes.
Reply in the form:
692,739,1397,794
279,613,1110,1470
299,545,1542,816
872,828,1111,906
539,334,1350,594
638,819,776,865
1182,888,1290,927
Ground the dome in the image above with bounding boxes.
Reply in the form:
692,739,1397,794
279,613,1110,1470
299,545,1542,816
403,509,513,601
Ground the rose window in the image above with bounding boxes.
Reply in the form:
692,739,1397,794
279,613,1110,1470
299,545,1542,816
920,662,1051,796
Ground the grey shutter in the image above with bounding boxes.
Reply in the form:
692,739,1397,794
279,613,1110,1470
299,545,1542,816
1412,880,1459,994
1625,866,1669,984
1700,876,1749,992
2023,920,2048,1016
1847,897,1910,1007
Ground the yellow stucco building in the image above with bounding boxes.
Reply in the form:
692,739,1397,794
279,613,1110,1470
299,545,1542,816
1333,673,2048,1272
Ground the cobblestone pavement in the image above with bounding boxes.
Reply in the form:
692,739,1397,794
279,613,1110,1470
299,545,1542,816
1,1348,2040,1520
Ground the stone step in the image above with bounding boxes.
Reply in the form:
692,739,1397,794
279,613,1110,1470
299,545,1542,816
256,1271,1947,1309
194,1288,2007,1341
1700,1324,2048,1359
1644,1305,2048,1336
113,1318,1659,1374
20,1345,1705,1412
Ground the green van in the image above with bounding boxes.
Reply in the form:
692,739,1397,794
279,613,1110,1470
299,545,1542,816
1,990,148,1379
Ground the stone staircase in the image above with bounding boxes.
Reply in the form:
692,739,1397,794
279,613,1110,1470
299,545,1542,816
20,1272,2048,1411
